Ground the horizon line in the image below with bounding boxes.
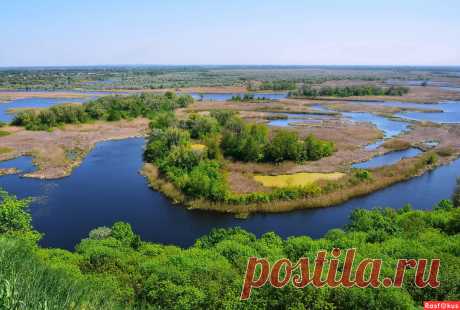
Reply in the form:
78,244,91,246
1,64,460,69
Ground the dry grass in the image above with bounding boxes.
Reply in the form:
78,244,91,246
0,119,149,179
0,167,19,176
190,151,459,215
254,172,345,188
141,163,185,203
0,147,13,154
0,91,88,102
227,171,269,194
0,130,11,137
382,139,412,151
6,103,82,115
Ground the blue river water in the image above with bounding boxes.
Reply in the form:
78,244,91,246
352,148,423,169
0,97,89,122
1,138,459,250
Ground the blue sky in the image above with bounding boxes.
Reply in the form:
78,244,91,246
1,0,459,66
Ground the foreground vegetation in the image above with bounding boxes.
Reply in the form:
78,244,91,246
0,188,459,309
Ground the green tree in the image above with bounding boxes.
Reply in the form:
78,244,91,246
0,189,41,243
265,130,301,162
111,222,135,245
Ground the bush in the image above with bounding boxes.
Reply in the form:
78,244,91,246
180,114,220,139
301,134,335,161
210,110,236,127
149,111,177,130
12,93,193,130
289,84,409,98
89,227,112,240
354,169,372,181
425,153,438,165
111,222,135,244
265,130,301,162
144,128,191,163
181,160,228,201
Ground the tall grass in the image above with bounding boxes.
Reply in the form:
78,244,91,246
0,237,117,309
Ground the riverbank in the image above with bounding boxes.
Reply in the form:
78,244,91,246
2,91,459,217
141,147,459,216
0,119,149,178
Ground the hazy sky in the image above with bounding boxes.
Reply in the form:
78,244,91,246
1,0,459,66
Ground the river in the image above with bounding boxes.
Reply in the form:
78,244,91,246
1,138,458,250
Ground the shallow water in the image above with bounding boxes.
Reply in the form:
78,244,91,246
349,100,460,124
1,138,459,250
343,112,410,138
352,148,422,169
0,97,89,122
395,102,460,124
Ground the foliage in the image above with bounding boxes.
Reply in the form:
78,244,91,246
228,94,271,102
354,169,372,181
144,112,335,203
89,226,112,240
265,131,334,163
289,84,409,98
180,114,220,139
1,193,459,309
0,190,40,242
149,111,177,130
220,116,334,163
209,110,237,127
0,237,117,309
11,93,193,130
248,80,297,91
221,120,269,162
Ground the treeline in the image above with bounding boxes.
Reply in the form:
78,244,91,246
220,113,334,162
247,80,297,91
1,188,459,309
228,94,271,102
143,111,334,202
11,92,194,130
289,85,410,98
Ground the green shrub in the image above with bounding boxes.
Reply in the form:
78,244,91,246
354,169,372,181
181,160,228,201
12,93,193,130
180,114,220,139
265,130,301,162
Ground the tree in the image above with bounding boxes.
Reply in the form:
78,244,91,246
265,130,301,162
111,222,135,244
0,190,33,234
0,189,40,242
